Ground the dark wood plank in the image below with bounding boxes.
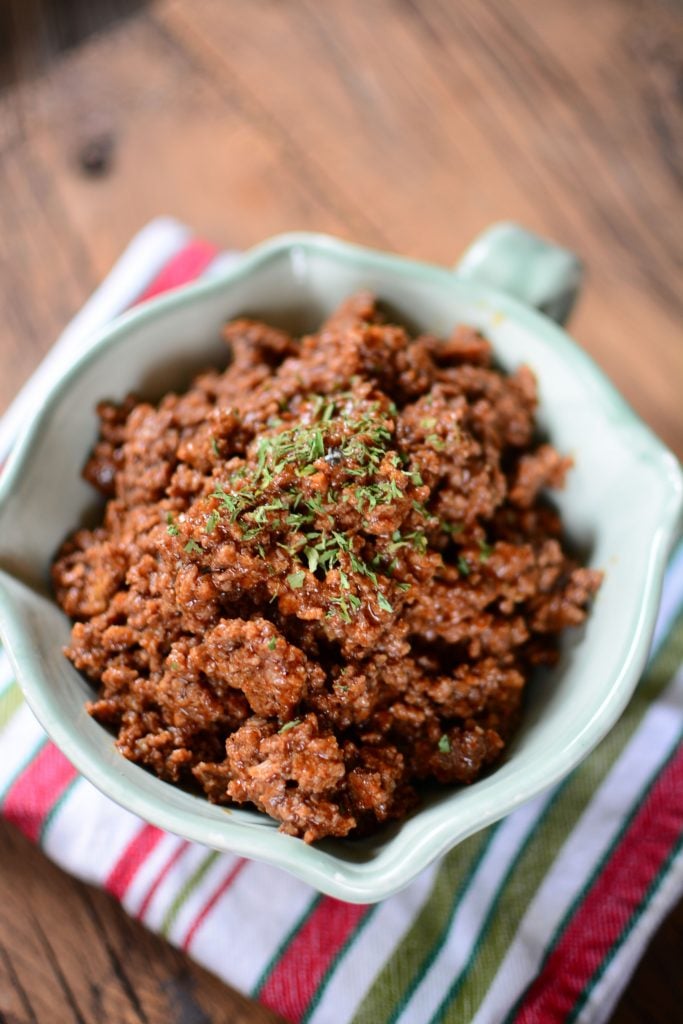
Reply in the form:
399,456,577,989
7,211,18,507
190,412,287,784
0,8,350,413
0,820,283,1024
1,1,150,87
613,896,683,1024
0,114,98,414
160,0,683,456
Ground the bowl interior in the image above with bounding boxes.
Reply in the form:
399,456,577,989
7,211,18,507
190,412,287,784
0,234,679,901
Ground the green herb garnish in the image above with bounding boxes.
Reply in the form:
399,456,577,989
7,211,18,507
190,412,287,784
305,547,320,572
205,510,220,534
166,513,180,536
278,718,301,734
203,393,433,621
438,734,451,754
441,520,463,536
184,539,203,555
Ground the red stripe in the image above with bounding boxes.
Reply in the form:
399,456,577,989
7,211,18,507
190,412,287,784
259,898,370,1022
514,742,683,1023
133,239,218,304
104,823,165,900
182,858,248,951
2,743,77,842
136,840,190,920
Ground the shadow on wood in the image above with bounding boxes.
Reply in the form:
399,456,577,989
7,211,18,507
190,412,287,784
0,0,150,87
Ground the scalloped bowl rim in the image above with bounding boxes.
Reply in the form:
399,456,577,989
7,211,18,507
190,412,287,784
0,232,681,902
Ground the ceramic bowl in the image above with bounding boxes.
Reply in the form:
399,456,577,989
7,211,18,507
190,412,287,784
0,227,680,903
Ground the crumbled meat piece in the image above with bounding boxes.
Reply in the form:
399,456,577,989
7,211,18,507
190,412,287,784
223,319,299,370
413,724,505,784
510,445,573,509
52,294,601,841
425,325,493,367
186,618,324,719
225,714,355,842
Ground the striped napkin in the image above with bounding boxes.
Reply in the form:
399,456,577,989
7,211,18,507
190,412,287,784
1,219,682,1024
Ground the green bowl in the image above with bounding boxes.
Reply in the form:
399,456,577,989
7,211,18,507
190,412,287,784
0,227,680,902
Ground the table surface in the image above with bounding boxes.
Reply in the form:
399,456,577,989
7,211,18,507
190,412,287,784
0,1,681,1021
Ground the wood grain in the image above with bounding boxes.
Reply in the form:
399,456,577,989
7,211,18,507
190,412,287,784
0,1,681,1021
0,820,283,1024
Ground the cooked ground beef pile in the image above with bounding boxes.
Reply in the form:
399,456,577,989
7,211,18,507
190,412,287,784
52,293,601,842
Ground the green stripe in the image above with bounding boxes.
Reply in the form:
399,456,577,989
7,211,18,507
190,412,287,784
0,680,22,728
501,737,683,1024
301,903,378,1023
311,592,683,1023
351,826,497,1024
160,850,220,937
356,610,683,1024
440,728,677,1024
435,771,600,1021
568,830,683,1023
538,733,683,1024
438,613,683,1023
425,785,566,1024
38,776,82,845
253,894,323,996
501,733,682,1024
433,782,568,1023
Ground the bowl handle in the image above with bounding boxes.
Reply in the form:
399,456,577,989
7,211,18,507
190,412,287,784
454,222,583,326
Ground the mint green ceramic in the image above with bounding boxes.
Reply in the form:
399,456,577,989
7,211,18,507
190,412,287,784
0,226,680,903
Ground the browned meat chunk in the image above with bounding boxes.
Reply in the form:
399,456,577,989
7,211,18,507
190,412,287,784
52,294,601,841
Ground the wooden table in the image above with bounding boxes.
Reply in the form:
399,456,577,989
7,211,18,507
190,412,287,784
1,1,681,1021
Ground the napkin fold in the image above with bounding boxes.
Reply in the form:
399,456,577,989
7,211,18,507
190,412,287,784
1,220,682,1024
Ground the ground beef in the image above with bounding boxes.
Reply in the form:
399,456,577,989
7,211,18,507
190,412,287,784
52,293,602,842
